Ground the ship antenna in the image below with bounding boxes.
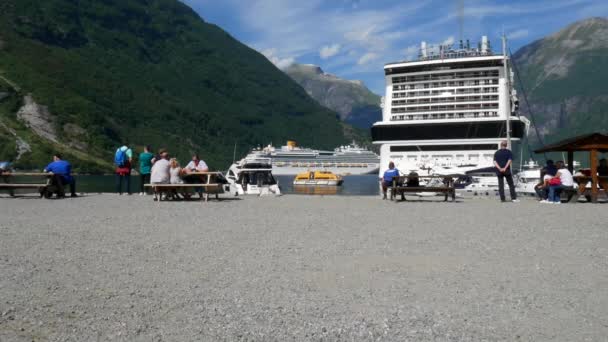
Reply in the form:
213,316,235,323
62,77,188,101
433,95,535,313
502,33,512,150
457,0,464,43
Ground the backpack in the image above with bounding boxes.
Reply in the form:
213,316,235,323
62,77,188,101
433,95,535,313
114,148,127,167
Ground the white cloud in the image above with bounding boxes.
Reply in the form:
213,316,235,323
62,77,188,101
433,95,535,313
261,48,295,69
507,29,529,40
403,44,419,60
319,44,341,59
357,52,378,65
442,36,455,46
182,0,601,93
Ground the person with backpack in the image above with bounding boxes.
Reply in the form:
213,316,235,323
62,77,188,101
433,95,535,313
115,144,133,195
138,145,154,195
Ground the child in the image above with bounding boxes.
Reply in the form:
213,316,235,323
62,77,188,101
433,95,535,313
169,158,183,200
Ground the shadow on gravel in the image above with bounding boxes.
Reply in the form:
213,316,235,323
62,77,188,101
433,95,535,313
394,199,464,203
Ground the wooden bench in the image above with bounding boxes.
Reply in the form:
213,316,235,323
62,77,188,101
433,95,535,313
1,172,52,198
144,183,223,202
391,175,456,202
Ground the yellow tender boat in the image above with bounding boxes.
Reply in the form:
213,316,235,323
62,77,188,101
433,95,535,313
293,171,343,186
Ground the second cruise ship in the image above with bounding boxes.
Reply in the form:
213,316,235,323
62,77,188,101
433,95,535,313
243,141,380,176
372,36,529,176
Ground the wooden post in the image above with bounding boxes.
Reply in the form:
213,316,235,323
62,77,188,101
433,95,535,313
590,149,599,203
567,151,574,174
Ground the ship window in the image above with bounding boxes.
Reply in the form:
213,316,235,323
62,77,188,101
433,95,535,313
390,144,499,152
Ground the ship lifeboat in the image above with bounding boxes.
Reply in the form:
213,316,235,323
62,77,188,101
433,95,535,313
293,171,344,186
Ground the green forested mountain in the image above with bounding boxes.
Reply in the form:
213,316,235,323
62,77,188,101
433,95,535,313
0,0,353,172
513,17,608,145
285,63,382,129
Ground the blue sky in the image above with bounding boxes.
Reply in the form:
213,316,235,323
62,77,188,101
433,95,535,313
182,0,608,94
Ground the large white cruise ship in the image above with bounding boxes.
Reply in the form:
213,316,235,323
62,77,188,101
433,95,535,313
243,141,380,175
372,36,529,176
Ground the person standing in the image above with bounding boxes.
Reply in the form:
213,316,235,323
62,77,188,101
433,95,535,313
138,145,154,195
44,153,76,197
493,140,518,203
114,144,133,195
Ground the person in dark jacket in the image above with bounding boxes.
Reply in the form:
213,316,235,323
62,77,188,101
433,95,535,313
493,140,518,203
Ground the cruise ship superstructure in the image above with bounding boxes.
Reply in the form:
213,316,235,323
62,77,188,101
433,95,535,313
372,36,529,175
244,141,380,175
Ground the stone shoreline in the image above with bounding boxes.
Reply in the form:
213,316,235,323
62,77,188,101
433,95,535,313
1,194,607,341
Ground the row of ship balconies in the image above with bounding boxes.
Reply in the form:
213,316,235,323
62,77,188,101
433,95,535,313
391,70,500,84
391,95,499,106
391,102,499,114
390,111,499,121
392,87,499,99
392,78,499,91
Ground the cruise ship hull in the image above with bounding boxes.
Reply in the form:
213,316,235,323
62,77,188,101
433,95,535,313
272,165,379,176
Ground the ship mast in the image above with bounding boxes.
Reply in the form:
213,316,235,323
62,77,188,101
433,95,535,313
502,34,512,149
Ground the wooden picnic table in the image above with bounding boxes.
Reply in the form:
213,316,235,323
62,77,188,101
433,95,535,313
0,172,53,198
144,171,225,202
391,175,457,202
566,175,608,202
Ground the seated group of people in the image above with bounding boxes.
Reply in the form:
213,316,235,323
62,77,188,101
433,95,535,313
150,150,210,200
535,158,608,203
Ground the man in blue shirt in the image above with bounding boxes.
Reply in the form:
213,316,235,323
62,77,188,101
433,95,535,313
44,154,76,197
494,141,518,202
381,161,400,200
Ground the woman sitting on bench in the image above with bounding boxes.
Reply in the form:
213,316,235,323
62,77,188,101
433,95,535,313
545,161,574,204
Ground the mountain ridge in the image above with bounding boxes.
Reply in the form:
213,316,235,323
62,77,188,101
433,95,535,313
284,63,382,129
513,16,608,143
0,0,355,171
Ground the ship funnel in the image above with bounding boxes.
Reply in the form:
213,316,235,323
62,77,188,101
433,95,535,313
481,35,489,53
420,41,427,58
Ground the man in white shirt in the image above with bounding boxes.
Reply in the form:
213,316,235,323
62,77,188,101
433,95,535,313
183,154,209,173
150,149,170,184
182,154,209,199
546,161,574,204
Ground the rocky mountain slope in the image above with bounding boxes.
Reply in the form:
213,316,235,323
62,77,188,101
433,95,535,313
0,0,354,172
284,64,382,129
513,17,608,145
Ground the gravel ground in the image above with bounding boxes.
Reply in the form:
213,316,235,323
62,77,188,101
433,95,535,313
1,194,607,341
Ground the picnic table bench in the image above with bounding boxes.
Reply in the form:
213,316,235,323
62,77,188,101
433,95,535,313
565,175,608,203
144,171,225,202
0,172,53,198
391,175,457,202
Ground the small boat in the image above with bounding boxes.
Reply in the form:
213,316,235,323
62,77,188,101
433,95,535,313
226,157,281,196
293,171,344,186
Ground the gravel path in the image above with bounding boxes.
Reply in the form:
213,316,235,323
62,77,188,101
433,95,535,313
1,194,607,341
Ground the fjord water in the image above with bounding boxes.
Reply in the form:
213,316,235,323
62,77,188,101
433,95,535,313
72,175,381,196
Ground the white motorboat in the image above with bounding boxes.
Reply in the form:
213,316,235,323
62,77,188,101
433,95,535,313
226,157,281,196
515,160,542,197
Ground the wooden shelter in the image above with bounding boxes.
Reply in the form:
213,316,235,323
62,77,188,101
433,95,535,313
535,133,608,202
